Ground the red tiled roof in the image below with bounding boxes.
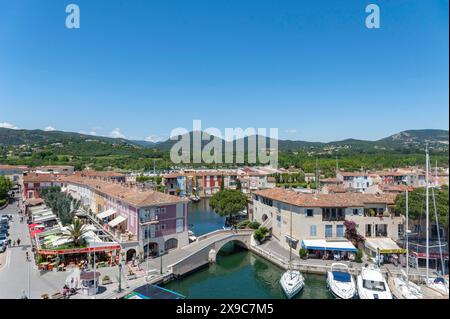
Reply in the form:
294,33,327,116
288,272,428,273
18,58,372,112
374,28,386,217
254,188,396,207
59,176,188,207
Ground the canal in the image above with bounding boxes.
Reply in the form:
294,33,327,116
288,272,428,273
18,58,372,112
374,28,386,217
170,199,333,299
188,198,226,236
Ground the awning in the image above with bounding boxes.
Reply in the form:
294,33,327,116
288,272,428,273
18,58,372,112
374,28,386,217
285,234,299,243
108,215,127,227
301,239,357,252
365,238,406,254
33,214,57,223
96,208,116,219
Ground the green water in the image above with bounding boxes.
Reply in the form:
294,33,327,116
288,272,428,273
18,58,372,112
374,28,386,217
164,243,334,299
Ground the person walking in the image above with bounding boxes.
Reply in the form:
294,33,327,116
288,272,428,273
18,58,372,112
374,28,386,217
17,238,21,246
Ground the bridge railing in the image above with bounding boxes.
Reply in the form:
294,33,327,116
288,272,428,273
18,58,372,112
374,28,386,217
196,229,253,242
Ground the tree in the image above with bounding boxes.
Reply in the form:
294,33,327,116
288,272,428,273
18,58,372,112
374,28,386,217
209,190,247,225
395,186,449,229
344,220,365,246
0,176,12,200
63,218,89,247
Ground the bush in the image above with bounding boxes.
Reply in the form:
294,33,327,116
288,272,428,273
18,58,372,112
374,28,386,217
248,221,261,230
237,220,251,229
253,226,269,242
0,199,6,207
355,249,363,263
299,248,308,259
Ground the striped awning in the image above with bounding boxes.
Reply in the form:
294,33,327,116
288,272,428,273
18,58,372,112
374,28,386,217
96,209,116,219
108,215,127,228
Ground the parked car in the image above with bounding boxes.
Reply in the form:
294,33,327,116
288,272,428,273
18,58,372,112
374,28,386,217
0,242,6,253
0,234,8,243
0,222,9,230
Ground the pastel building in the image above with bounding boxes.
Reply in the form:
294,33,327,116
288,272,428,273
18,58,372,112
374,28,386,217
253,188,403,256
56,176,190,261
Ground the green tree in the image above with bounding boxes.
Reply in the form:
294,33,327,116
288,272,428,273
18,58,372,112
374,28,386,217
395,186,449,229
209,190,247,225
63,218,89,247
0,176,13,200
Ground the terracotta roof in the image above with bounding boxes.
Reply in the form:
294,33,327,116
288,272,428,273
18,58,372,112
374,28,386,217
59,175,188,207
79,170,125,177
323,185,346,193
338,171,377,177
254,188,396,207
23,174,64,183
0,165,28,171
35,165,74,170
320,178,341,184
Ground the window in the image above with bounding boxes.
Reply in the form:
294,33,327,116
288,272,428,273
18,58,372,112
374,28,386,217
305,209,314,217
353,209,359,215
336,225,344,237
161,224,166,230
310,225,317,236
276,215,281,222
325,225,333,238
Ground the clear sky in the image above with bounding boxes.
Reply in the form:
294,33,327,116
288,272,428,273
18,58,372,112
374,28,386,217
0,0,448,142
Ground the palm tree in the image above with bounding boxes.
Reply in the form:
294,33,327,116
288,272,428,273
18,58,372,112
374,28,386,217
64,218,89,247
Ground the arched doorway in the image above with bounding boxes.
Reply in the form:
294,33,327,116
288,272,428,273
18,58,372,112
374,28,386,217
126,249,136,262
262,214,268,222
164,238,178,251
147,242,159,257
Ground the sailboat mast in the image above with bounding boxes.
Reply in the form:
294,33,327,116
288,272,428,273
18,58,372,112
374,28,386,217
289,204,293,278
425,145,429,282
406,188,409,280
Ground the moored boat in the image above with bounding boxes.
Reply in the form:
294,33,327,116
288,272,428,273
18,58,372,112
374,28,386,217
280,269,304,299
357,264,393,299
326,263,356,299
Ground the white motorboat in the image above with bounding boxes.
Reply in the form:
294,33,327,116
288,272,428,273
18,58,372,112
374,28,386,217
189,195,200,203
280,269,304,299
326,263,356,299
188,230,197,243
428,277,449,295
357,264,393,299
280,203,305,299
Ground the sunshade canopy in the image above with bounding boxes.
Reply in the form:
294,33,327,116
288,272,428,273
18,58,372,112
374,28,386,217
301,239,357,252
108,215,127,227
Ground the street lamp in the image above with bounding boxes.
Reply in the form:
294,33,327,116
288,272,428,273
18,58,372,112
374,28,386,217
117,262,122,293
160,248,164,275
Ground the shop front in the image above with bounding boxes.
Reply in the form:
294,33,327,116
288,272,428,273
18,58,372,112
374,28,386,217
364,237,406,265
301,239,357,261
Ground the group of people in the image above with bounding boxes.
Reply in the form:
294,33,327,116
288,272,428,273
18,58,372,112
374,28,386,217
7,237,21,247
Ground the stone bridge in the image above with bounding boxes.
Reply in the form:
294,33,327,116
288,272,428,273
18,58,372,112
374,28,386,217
167,229,253,277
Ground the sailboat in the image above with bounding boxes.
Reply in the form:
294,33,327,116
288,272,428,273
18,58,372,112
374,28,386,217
280,205,305,299
423,146,449,296
388,188,423,299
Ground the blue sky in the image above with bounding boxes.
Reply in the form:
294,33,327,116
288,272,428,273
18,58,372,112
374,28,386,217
0,0,448,142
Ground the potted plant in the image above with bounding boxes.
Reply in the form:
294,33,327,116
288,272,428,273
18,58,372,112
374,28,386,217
102,275,111,285
299,248,308,260
127,269,136,280
355,249,363,263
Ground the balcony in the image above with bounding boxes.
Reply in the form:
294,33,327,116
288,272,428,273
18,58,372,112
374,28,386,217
322,208,345,222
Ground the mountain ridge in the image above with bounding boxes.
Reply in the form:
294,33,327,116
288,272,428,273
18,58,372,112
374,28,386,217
0,127,448,153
